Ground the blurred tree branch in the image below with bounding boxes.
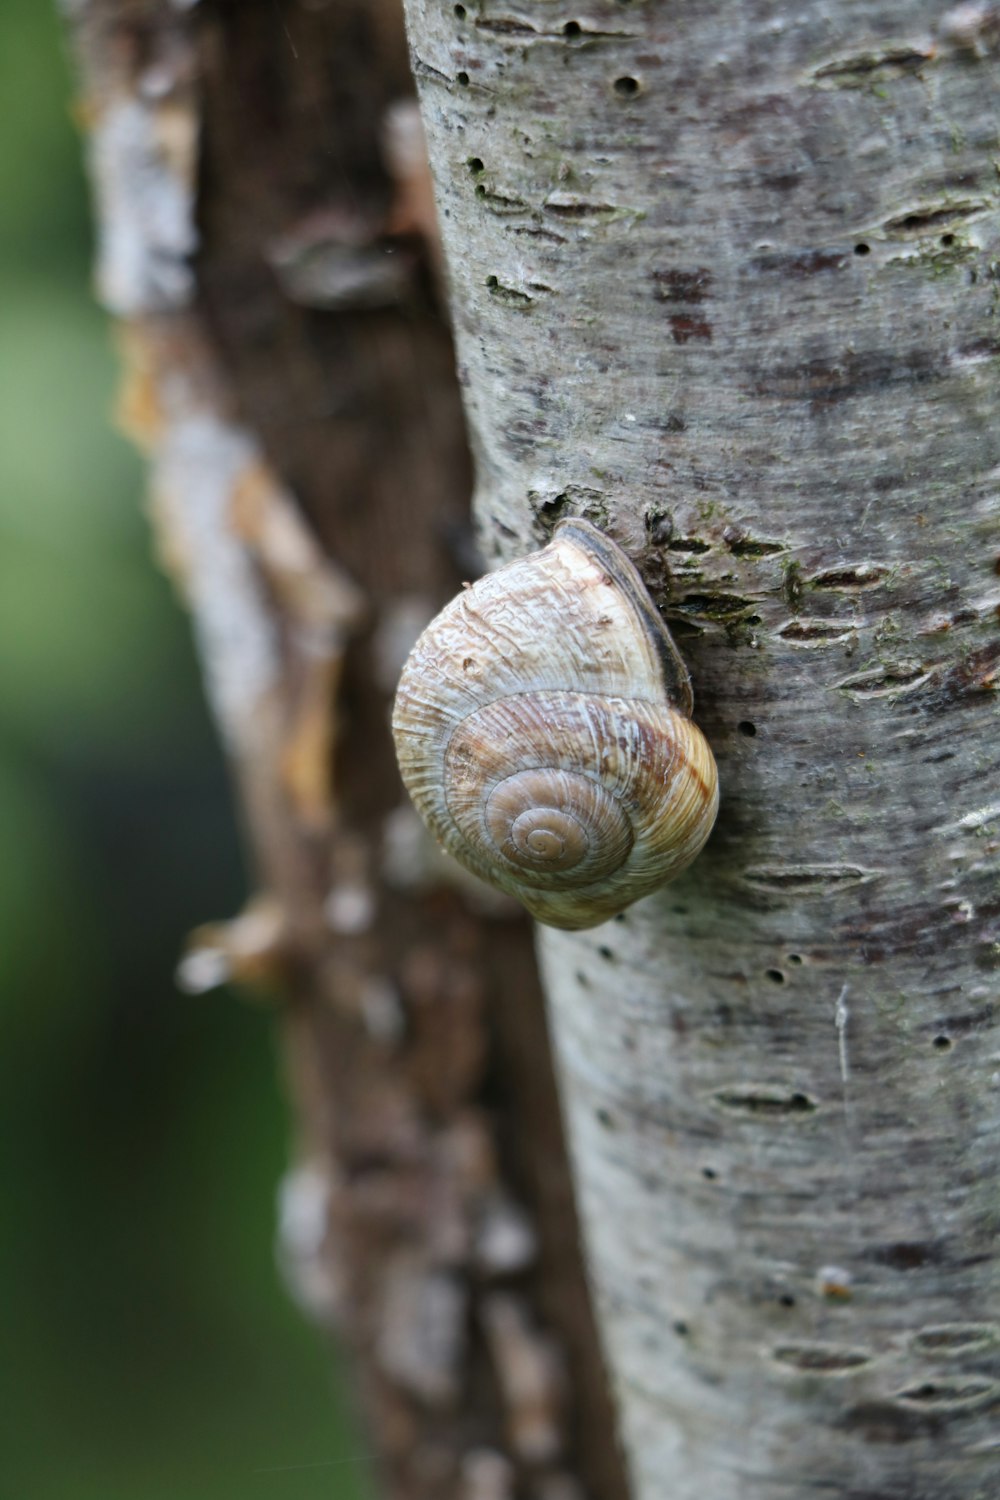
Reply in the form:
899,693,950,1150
68,3,627,1499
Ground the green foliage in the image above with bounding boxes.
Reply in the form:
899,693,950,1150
0,4,368,1495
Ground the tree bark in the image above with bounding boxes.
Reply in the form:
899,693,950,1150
69,3,627,1499
401,3,1000,1498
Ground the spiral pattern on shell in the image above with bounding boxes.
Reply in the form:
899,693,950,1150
392,518,719,929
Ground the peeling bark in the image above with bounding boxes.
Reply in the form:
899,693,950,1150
401,2,1000,1497
69,3,627,1499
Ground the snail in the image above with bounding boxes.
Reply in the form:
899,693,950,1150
391,517,719,930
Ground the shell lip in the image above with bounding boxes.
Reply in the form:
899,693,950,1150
553,517,694,716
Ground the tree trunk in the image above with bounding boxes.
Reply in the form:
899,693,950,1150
71,0,1000,1497
401,3,1000,1498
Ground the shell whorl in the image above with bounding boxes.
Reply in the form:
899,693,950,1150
392,518,719,930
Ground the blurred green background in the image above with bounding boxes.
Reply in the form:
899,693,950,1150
0,5,366,1495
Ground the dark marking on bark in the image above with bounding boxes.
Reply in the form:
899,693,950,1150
810,44,935,86
762,170,803,193
924,1000,996,1040
895,1377,1000,1410
883,201,986,236
544,197,623,219
748,248,849,277
410,55,452,85
485,275,533,307
724,530,787,557
675,591,753,618
837,1398,940,1443
670,314,712,343
811,563,889,589
912,1324,999,1357
475,16,537,35
645,507,673,546
872,472,907,493
836,662,932,698
652,267,713,303
753,349,940,403
667,537,711,554
778,618,854,643
557,20,637,41
871,1240,945,1271
954,336,1000,363
473,15,634,42
474,184,529,214
771,1344,873,1373
716,92,795,130
504,415,551,455
926,642,1000,707
742,865,880,894
712,1084,818,1116
511,225,568,244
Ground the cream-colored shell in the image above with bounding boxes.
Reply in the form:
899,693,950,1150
392,518,719,929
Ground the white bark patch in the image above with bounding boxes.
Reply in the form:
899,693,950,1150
481,1293,565,1465
152,415,282,746
275,1160,344,1326
377,1254,468,1406
939,800,1000,835
89,94,198,315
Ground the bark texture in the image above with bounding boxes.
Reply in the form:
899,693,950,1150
69,3,628,1499
402,2,1000,1497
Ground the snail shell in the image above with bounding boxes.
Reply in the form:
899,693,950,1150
391,517,718,930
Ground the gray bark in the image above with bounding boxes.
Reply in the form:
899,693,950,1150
402,2,1000,1497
